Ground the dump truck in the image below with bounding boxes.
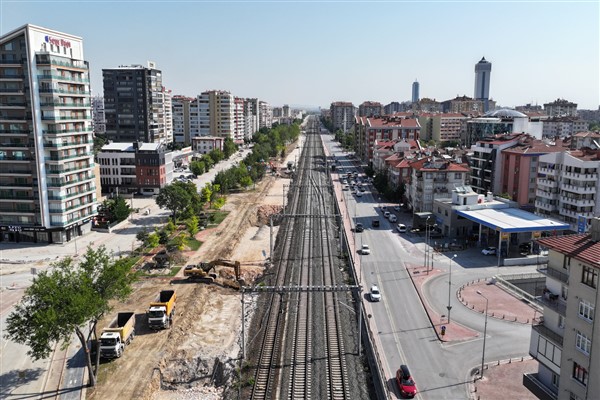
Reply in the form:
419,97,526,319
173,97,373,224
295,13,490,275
147,290,176,330
99,312,136,359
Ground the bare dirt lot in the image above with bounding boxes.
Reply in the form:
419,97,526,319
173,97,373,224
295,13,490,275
87,157,294,400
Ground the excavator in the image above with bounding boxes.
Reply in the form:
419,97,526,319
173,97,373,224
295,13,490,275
183,259,245,288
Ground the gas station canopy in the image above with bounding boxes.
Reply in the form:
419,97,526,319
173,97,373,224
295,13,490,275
456,207,570,233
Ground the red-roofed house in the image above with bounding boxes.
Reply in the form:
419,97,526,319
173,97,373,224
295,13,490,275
527,219,600,400
407,157,470,212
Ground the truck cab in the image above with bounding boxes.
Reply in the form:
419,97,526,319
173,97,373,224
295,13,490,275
100,332,126,358
147,305,170,329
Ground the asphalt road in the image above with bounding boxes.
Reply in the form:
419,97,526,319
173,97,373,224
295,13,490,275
322,133,533,399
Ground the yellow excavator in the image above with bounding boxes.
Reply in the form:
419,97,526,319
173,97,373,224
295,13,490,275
183,259,245,288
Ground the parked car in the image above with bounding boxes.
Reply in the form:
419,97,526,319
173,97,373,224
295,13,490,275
396,365,417,398
369,285,381,302
354,223,364,232
355,191,363,197
482,247,497,256
359,244,371,255
394,205,401,212
372,219,380,228
396,224,407,233
389,214,397,223
384,211,390,219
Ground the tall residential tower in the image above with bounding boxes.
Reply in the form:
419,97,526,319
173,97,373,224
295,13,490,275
474,57,492,112
412,80,420,103
0,24,97,244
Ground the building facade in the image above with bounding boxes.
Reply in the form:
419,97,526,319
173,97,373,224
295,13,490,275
330,101,355,132
0,24,97,243
191,136,224,154
535,149,600,232
542,117,588,138
358,101,383,117
103,63,166,143
355,115,421,162
417,113,466,142
198,90,236,139
544,99,578,117
91,95,106,136
527,225,600,400
474,57,492,112
171,95,193,144
98,142,172,196
412,80,419,104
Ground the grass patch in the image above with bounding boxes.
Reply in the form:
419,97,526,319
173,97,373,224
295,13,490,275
208,210,229,226
187,238,202,251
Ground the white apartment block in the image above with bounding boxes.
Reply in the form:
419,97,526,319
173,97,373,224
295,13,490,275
171,95,192,144
191,136,224,154
330,101,355,132
527,223,600,400
535,150,600,232
259,101,273,129
162,87,173,143
544,99,578,117
233,97,245,142
0,24,97,244
542,117,588,138
198,90,235,139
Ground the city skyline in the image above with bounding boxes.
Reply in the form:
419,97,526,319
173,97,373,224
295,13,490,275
1,0,598,109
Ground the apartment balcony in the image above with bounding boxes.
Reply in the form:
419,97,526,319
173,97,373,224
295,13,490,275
537,266,569,284
46,163,94,175
0,88,24,94
0,129,29,135
536,293,567,316
0,60,23,65
38,88,90,96
42,115,91,122
46,174,95,188
47,186,96,201
0,74,25,81
537,178,558,188
538,167,557,176
536,189,558,198
49,201,92,214
47,152,93,162
0,193,35,200
35,57,87,71
0,141,30,149
0,206,34,214
0,168,32,176
50,210,96,227
0,102,27,109
535,200,558,212
563,171,598,181
37,74,89,84
43,140,93,148
40,101,91,108
560,196,594,207
561,183,596,194
0,155,32,162
560,209,593,219
0,181,33,189
44,127,92,135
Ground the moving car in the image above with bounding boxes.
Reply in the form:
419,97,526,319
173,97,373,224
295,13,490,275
359,244,371,255
372,219,380,228
369,285,381,302
355,191,363,197
389,214,397,223
396,224,407,233
481,247,497,256
384,211,390,219
396,365,417,398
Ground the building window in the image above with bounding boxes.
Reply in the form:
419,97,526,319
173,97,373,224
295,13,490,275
578,299,594,322
551,373,559,388
576,331,591,355
558,315,565,328
581,265,598,288
572,362,588,386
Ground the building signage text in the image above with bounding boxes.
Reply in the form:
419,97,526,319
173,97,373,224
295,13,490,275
45,35,71,48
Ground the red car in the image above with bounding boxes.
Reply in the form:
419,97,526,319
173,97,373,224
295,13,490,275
396,365,417,398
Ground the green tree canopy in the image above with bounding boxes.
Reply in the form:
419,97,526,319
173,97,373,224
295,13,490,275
223,138,238,158
156,181,200,221
4,246,135,387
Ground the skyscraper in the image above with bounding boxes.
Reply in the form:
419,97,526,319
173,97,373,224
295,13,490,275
412,80,420,103
474,57,492,112
103,63,166,143
0,24,97,244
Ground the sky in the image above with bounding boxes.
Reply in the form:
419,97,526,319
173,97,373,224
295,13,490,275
1,0,599,109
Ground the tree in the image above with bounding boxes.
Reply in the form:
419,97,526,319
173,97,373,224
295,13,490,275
158,229,169,244
173,233,188,251
164,220,176,235
200,183,213,205
156,181,199,221
223,138,237,158
190,160,206,176
240,175,253,189
4,246,135,387
147,232,159,248
186,216,199,237
136,228,149,244
112,196,132,222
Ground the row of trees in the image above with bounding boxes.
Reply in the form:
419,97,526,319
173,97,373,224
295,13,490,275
189,138,238,177
156,180,221,222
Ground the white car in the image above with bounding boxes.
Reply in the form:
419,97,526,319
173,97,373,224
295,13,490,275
355,191,363,197
481,247,497,256
396,224,407,233
370,285,381,302
359,244,371,255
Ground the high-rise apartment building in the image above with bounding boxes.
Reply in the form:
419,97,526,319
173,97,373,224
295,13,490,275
233,97,246,142
91,95,106,136
358,101,383,117
103,63,166,143
244,98,260,139
544,99,578,117
0,24,97,244
162,87,173,143
412,80,419,103
330,101,355,132
474,57,492,112
259,101,273,129
171,95,193,144
198,90,236,139
527,222,600,400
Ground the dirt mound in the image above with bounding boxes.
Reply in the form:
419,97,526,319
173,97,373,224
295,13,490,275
256,205,282,225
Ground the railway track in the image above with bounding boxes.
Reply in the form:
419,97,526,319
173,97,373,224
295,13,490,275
250,118,352,400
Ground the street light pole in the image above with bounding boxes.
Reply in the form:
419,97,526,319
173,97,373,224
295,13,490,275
447,254,457,323
477,290,489,380
425,216,431,274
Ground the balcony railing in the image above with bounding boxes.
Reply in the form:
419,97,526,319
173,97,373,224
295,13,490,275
537,266,569,284
48,152,92,161
45,163,94,174
47,186,96,201
0,182,33,188
0,88,24,93
0,156,32,161
44,127,92,135
46,174,95,187
0,193,35,200
41,115,91,121
49,202,90,213
536,294,567,316
0,129,29,134
560,196,594,206
40,102,91,108
50,210,96,227
37,74,89,83
563,171,598,181
43,140,93,148
35,57,87,70
38,88,90,95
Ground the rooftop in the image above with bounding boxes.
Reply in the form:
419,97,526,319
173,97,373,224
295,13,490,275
456,208,569,233
537,234,600,267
